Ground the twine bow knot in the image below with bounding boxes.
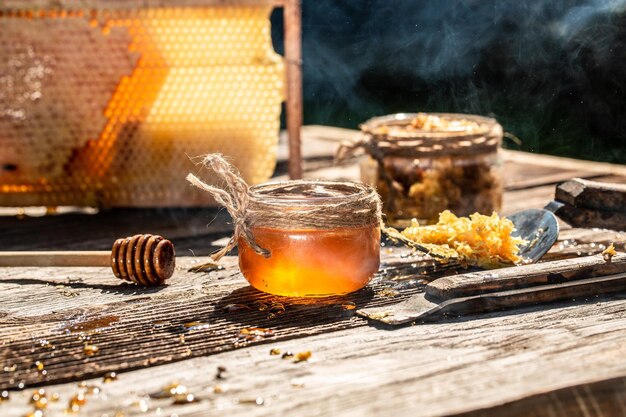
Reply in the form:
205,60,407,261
187,154,383,263
186,154,270,261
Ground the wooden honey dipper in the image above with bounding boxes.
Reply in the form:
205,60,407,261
0,234,175,286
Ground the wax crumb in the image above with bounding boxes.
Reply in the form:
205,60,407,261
602,243,617,262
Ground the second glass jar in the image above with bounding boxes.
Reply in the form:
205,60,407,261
359,113,503,227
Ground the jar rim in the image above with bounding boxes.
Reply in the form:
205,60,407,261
360,112,499,138
356,112,502,158
246,179,381,230
248,179,369,206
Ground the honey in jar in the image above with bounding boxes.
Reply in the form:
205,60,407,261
187,155,383,297
238,180,382,297
239,225,380,296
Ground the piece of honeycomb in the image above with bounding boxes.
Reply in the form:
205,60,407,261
0,6,284,207
400,210,527,268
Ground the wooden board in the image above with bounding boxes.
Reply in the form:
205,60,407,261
457,376,626,417
2,125,626,417
2,288,625,417
0,255,433,390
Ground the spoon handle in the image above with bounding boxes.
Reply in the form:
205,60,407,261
426,253,626,300
430,271,626,320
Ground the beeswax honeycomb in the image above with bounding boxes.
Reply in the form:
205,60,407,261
0,6,284,207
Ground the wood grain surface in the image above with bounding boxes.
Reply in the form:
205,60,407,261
547,200,626,231
1,126,626,417
0,255,433,390
2,290,625,417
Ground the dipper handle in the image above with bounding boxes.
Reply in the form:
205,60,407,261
0,234,175,286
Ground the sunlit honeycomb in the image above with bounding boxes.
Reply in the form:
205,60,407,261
0,7,285,207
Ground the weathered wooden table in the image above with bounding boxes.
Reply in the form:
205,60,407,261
2,126,626,417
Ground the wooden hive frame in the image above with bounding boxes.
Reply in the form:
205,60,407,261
0,0,303,189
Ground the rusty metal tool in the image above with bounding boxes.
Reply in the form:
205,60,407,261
358,253,626,325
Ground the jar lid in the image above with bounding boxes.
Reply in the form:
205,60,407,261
357,113,503,158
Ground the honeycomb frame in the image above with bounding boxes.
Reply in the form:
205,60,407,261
0,0,302,207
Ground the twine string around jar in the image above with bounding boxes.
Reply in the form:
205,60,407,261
187,154,382,262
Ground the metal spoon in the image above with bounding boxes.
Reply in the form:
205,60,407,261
358,209,560,324
508,208,560,263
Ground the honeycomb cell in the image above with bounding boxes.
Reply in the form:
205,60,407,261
0,6,285,207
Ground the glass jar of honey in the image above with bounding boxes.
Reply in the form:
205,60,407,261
354,113,503,228
238,180,382,297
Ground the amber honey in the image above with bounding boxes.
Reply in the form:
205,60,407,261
239,224,380,297
0,6,284,207
191,175,384,297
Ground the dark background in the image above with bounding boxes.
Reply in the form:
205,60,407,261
272,0,626,163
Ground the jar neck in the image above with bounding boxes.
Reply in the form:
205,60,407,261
246,180,381,230
360,112,503,159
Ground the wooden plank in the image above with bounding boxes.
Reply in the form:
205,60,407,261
0,255,434,390
2,295,626,417
502,149,626,177
547,200,626,231
503,170,604,191
556,178,626,212
544,227,625,261
502,184,556,216
455,376,626,417
503,175,626,216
